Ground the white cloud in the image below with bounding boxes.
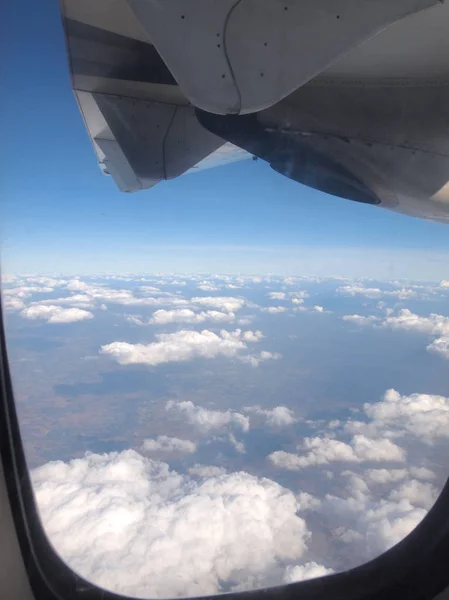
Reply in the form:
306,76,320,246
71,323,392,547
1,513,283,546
310,487,429,561
150,309,235,325
388,479,437,510
313,305,324,313
228,432,246,454
439,280,449,288
261,306,287,314
364,468,408,485
244,405,296,426
427,335,449,359
383,309,449,337
188,465,227,477
35,294,96,309
239,351,281,367
141,436,196,454
267,292,286,300
290,291,310,300
3,297,26,312
166,400,250,433
241,330,263,342
197,283,220,292
346,388,449,443
191,297,245,313
283,562,334,583
66,279,90,292
65,280,189,309
101,329,265,367
343,315,380,326
20,305,93,324
337,285,418,300
269,434,405,470
32,450,309,598
344,307,449,361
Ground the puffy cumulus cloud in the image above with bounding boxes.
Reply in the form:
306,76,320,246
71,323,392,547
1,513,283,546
267,292,286,300
294,305,330,314
344,307,449,361
30,382,447,594
126,315,147,326
197,283,220,292
383,309,449,336
141,436,196,454
428,335,449,359
191,296,245,313
3,297,26,312
346,388,449,443
150,309,235,325
343,315,380,326
283,562,334,583
244,405,296,426
166,400,250,433
32,450,310,598
363,468,408,485
439,280,449,288
101,329,264,367
34,294,96,309
305,485,430,562
337,285,418,300
64,280,189,309
239,350,281,367
188,464,227,477
66,279,90,292
269,435,405,470
20,305,93,324
388,479,437,510
290,291,310,300
264,387,444,569
1,273,17,284
292,298,305,306
228,432,246,454
26,276,67,287
3,285,55,299
261,306,287,314
241,330,263,342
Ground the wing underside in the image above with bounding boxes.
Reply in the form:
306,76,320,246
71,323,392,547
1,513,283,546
59,0,449,222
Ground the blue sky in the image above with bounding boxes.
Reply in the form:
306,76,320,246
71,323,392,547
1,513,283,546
2,0,449,278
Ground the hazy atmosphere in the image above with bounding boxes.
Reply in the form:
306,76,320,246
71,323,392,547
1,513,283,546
3,271,449,597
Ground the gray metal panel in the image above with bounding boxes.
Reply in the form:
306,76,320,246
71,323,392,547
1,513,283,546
93,93,176,187
324,1,449,79
227,0,438,114
60,0,149,42
260,82,449,221
128,0,437,115
128,0,240,114
164,107,224,179
95,138,144,192
91,95,227,191
73,75,189,105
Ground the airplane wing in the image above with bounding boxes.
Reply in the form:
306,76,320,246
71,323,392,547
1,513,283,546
59,0,449,223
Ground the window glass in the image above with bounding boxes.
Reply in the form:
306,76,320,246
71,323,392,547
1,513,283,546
2,0,449,598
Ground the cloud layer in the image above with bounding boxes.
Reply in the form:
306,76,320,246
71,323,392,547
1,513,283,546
101,329,264,367
32,451,313,598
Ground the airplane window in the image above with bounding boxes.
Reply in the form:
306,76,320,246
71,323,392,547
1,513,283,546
2,0,449,599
